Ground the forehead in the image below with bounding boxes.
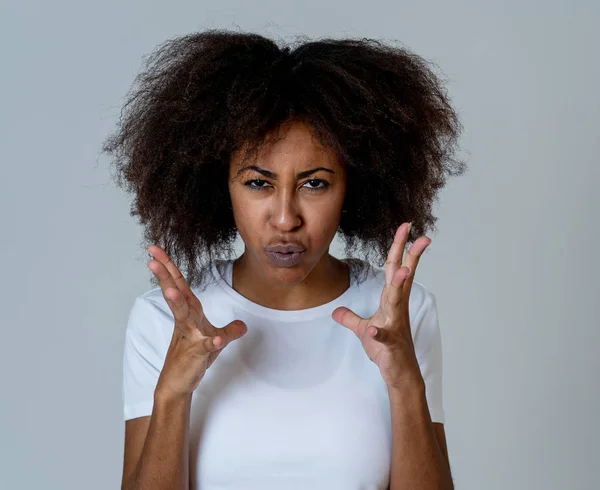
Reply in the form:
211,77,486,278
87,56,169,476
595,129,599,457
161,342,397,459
230,120,343,174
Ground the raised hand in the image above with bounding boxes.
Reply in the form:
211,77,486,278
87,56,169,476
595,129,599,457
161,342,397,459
146,245,248,400
331,222,431,390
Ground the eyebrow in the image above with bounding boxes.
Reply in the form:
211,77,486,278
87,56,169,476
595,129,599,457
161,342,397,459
235,165,336,179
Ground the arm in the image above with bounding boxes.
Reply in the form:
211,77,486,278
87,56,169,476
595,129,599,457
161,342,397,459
330,224,452,488
122,391,192,490
388,381,453,490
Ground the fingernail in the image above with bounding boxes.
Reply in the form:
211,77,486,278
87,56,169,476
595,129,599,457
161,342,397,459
407,222,412,234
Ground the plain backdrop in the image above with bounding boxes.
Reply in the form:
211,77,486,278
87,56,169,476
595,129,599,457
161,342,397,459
1,1,598,489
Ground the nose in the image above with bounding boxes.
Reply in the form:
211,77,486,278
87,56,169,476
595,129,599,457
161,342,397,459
270,194,302,231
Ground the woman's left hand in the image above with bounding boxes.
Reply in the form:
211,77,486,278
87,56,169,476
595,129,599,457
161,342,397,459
332,222,431,390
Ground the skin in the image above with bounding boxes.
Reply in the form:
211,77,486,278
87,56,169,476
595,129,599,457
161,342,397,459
331,221,452,488
226,120,451,483
127,119,451,489
227,119,350,311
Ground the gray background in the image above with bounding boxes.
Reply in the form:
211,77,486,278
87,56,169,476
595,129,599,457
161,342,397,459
1,0,598,489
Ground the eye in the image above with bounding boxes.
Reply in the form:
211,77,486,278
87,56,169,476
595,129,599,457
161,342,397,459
242,179,330,192
303,179,330,191
243,179,271,190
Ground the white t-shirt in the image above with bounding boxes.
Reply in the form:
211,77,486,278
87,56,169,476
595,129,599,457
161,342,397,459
123,257,445,489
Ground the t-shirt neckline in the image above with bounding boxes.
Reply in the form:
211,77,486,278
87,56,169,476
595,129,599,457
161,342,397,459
210,258,368,322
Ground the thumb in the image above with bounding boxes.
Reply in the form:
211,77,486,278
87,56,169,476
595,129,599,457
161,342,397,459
331,306,364,336
215,320,248,348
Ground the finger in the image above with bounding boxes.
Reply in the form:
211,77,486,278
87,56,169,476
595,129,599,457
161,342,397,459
148,258,191,323
165,285,211,341
215,320,248,348
198,334,224,353
368,325,394,345
331,306,368,337
386,266,411,311
401,236,431,296
147,245,201,308
385,222,411,287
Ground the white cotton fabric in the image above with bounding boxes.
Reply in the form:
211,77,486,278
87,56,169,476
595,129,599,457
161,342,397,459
122,257,445,489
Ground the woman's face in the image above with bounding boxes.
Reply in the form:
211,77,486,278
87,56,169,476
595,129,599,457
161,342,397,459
228,120,347,284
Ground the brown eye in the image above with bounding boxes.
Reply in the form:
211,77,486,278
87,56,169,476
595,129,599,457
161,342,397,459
243,179,270,190
303,179,330,191
243,179,330,192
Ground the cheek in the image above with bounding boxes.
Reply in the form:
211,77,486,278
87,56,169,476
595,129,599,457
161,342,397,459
228,187,247,229
230,203,252,233
304,205,343,243
308,206,337,228
229,194,265,244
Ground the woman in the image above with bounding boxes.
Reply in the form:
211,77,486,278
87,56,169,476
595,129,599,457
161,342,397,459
103,29,465,490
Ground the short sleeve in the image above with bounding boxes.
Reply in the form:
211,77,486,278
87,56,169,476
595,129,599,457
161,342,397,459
122,296,169,421
412,287,445,424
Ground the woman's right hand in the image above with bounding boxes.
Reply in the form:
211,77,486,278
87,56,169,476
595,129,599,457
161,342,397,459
146,245,248,400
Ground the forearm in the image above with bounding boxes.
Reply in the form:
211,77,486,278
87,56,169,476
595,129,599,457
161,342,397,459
388,381,453,490
124,391,192,490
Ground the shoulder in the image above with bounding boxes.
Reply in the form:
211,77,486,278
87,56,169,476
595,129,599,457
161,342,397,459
127,264,227,334
127,288,172,323
124,288,174,348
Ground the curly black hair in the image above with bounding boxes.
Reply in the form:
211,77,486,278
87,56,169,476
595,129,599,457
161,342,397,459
101,29,466,291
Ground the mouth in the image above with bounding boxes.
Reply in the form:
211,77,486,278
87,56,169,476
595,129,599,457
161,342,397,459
265,250,305,267
265,245,306,254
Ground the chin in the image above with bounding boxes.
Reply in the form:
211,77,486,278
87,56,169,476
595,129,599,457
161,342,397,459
262,253,317,282
265,263,310,284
